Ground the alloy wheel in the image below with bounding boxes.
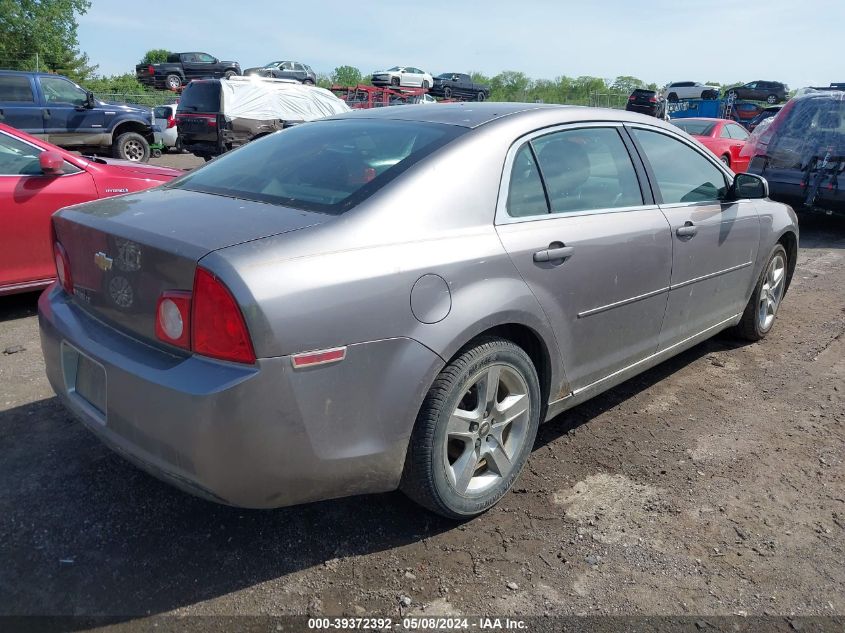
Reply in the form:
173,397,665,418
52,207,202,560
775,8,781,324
758,252,786,331
443,364,531,495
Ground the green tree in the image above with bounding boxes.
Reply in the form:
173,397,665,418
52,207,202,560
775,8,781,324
140,49,171,65
611,75,645,95
490,71,532,101
331,65,363,86
0,0,96,80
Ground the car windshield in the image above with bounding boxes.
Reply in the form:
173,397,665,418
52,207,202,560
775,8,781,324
386,66,401,72
176,82,220,113
672,120,717,136
437,74,455,79
168,119,466,214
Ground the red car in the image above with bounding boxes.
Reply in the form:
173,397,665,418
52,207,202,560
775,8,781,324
0,123,182,295
671,117,751,173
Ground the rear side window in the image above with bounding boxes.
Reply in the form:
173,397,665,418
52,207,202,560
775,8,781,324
170,119,465,214
177,82,220,113
726,124,749,140
531,127,643,214
0,76,35,102
632,128,727,203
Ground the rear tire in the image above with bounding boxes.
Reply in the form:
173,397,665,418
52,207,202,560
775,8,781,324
112,132,150,162
721,154,731,167
303,79,315,86
766,94,779,104
733,244,788,341
668,92,679,102
224,70,237,80
477,91,486,102
391,76,400,87
422,80,429,89
401,337,541,519
443,86,453,99
165,74,182,91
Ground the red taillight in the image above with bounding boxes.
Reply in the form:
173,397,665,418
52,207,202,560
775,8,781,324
155,291,192,349
628,95,636,101
53,239,73,295
148,65,155,75
649,97,657,103
191,268,255,364
166,116,176,129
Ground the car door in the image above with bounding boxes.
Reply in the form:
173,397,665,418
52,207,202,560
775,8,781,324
405,68,422,87
628,125,760,349
0,75,44,136
495,124,672,391
724,122,750,172
37,75,105,147
0,130,97,289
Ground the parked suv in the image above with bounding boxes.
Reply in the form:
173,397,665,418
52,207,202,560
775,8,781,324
662,81,720,101
0,70,156,161
176,77,348,159
244,61,316,84
625,88,666,119
727,81,788,104
743,90,845,215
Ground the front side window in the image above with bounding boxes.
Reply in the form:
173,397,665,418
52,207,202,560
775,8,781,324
632,128,728,204
506,144,547,217
197,53,215,63
169,119,465,214
0,132,78,176
532,127,643,214
40,76,87,107
0,76,35,103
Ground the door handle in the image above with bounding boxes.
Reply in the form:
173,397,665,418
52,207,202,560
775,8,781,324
533,244,574,263
676,222,698,238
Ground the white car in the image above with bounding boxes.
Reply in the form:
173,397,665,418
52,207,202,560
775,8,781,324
153,103,179,150
371,66,434,89
661,81,720,101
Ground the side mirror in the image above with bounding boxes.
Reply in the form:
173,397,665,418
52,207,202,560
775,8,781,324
85,91,95,108
731,173,769,200
39,151,64,175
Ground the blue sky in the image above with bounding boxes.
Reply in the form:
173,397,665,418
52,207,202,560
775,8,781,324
79,0,841,89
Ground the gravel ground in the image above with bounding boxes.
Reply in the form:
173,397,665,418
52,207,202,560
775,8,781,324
0,210,842,621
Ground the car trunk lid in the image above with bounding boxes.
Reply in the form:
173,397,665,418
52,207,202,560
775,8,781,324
52,188,329,348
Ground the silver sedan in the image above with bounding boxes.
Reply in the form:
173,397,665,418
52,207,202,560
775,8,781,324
39,104,798,518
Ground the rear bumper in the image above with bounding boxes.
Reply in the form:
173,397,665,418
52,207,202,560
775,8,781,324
38,285,443,508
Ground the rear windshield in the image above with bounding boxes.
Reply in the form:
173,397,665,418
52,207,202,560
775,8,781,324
672,120,717,136
153,105,173,118
168,118,465,214
632,89,655,97
768,97,845,169
177,82,220,113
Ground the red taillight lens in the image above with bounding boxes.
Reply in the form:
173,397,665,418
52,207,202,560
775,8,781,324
628,95,636,101
53,240,73,295
166,116,176,129
148,65,155,75
155,291,192,349
191,268,255,364
649,97,657,103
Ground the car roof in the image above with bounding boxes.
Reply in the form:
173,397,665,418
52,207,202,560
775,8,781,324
0,69,64,78
672,117,729,123
327,102,692,129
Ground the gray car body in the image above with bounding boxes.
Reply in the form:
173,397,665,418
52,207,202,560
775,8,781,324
39,103,799,509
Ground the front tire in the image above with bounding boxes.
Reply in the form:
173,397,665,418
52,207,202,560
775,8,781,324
766,94,779,104
733,244,788,341
224,70,237,80
443,86,453,99
401,337,541,519
422,80,430,89
667,92,679,102
477,91,486,102
112,132,150,162
391,76,400,87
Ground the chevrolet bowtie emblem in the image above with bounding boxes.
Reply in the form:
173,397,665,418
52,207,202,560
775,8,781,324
94,252,113,271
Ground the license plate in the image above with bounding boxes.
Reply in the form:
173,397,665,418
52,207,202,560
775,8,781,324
62,343,107,419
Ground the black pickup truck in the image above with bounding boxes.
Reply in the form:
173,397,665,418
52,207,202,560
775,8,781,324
136,52,241,91
430,73,490,101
